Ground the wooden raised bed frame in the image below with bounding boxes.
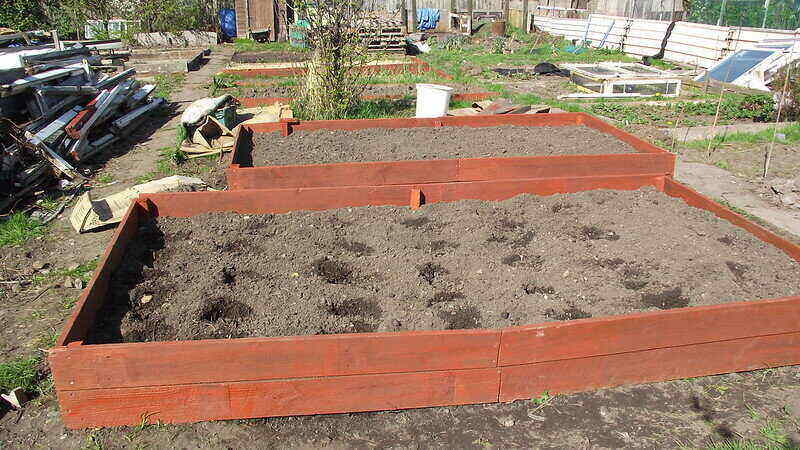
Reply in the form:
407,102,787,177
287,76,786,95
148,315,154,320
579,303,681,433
236,91,499,108
49,173,800,429
227,112,677,191
223,56,452,79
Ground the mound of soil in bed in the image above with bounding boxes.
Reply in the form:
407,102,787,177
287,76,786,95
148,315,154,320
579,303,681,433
87,188,799,343
248,125,636,166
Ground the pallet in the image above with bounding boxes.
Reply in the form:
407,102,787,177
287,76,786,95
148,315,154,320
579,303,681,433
49,172,800,428
226,112,676,191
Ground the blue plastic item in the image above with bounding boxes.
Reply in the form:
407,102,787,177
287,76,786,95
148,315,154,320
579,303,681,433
219,8,237,38
416,8,440,31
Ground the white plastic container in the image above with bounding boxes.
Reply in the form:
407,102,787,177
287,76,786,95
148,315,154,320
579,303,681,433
415,84,454,118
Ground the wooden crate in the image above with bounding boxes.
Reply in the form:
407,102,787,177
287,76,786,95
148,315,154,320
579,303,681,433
226,112,676,191
50,174,800,428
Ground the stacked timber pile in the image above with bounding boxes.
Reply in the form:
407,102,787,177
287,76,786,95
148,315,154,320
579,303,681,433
0,37,162,212
360,18,405,53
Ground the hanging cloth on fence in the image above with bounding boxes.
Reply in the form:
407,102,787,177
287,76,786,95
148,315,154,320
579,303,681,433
416,8,440,31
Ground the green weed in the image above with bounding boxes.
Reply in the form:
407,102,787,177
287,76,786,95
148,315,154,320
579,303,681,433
0,212,46,247
96,173,113,184
0,356,40,392
59,259,98,283
153,73,186,101
532,391,553,406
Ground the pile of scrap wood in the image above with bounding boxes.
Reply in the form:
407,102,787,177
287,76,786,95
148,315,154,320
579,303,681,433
448,98,554,116
0,35,163,212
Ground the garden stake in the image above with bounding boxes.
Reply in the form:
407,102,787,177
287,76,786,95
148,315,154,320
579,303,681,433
763,29,797,178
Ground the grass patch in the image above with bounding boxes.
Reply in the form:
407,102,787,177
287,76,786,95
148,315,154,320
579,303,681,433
684,123,800,150
153,73,186,101
0,212,46,247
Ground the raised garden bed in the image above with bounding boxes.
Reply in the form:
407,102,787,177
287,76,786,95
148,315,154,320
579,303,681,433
223,56,451,79
88,188,799,343
235,82,486,101
237,91,498,108
231,51,309,64
227,113,676,190
49,175,800,428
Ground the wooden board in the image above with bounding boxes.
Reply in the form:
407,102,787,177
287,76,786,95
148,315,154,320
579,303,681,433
139,175,664,218
228,153,674,191
228,159,461,190
50,329,500,391
500,332,800,402
59,368,501,428
500,295,800,366
56,203,141,347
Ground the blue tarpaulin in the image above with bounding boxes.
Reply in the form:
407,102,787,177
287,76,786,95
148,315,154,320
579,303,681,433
416,8,440,31
219,8,236,38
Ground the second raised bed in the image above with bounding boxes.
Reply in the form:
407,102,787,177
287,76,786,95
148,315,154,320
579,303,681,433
227,112,676,190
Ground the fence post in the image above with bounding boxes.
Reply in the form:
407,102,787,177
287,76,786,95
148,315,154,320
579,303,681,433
411,0,419,31
401,0,408,33
468,0,474,34
522,0,529,33
503,0,510,23
450,0,457,32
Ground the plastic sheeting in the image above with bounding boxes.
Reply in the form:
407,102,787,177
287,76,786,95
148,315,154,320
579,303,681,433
416,8,441,31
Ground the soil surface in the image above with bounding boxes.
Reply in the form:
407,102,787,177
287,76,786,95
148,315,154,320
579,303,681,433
238,82,474,98
87,187,799,343
248,125,635,166
231,51,310,64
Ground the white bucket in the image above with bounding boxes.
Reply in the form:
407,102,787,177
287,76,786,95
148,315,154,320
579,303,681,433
415,84,454,118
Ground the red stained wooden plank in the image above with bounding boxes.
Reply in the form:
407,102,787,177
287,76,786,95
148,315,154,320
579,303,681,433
236,92,497,108
57,203,142,347
228,159,461,190
457,153,674,182
500,296,800,366
140,175,663,217
49,329,500,391
59,368,500,428
228,154,673,190
499,332,800,402
664,178,800,262
224,61,433,78
579,114,668,154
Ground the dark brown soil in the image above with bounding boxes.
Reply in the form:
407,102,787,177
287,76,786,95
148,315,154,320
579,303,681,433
231,51,310,64
87,187,799,343
238,83,473,99
247,125,636,166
